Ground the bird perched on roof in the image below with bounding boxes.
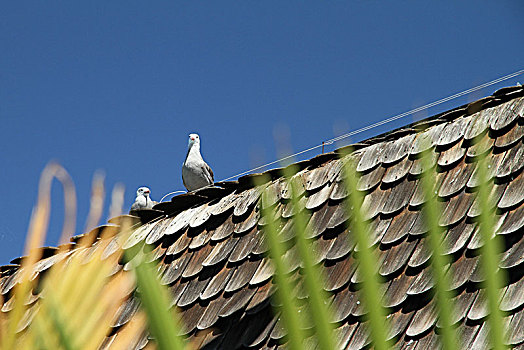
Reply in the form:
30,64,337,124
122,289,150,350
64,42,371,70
131,187,157,210
182,133,214,191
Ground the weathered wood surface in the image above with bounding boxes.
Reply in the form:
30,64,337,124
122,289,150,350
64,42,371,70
1,87,524,349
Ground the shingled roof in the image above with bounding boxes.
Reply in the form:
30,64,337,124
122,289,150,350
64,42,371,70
2,85,524,349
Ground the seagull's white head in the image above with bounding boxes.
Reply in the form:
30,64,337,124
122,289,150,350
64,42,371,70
136,187,151,198
188,133,201,148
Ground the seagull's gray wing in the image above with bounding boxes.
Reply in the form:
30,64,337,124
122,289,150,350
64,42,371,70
182,172,189,190
202,163,214,184
131,201,141,211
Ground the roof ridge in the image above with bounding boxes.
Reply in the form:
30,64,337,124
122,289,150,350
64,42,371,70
344,85,524,147
208,84,524,192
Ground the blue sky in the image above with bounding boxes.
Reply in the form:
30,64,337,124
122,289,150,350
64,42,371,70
1,1,523,265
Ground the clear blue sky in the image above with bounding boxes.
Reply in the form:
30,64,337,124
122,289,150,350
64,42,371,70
1,1,523,265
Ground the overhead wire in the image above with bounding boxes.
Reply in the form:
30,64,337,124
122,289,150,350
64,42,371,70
219,68,524,183
159,68,524,201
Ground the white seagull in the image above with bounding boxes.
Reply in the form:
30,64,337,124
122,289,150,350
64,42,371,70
131,187,157,210
182,133,214,191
